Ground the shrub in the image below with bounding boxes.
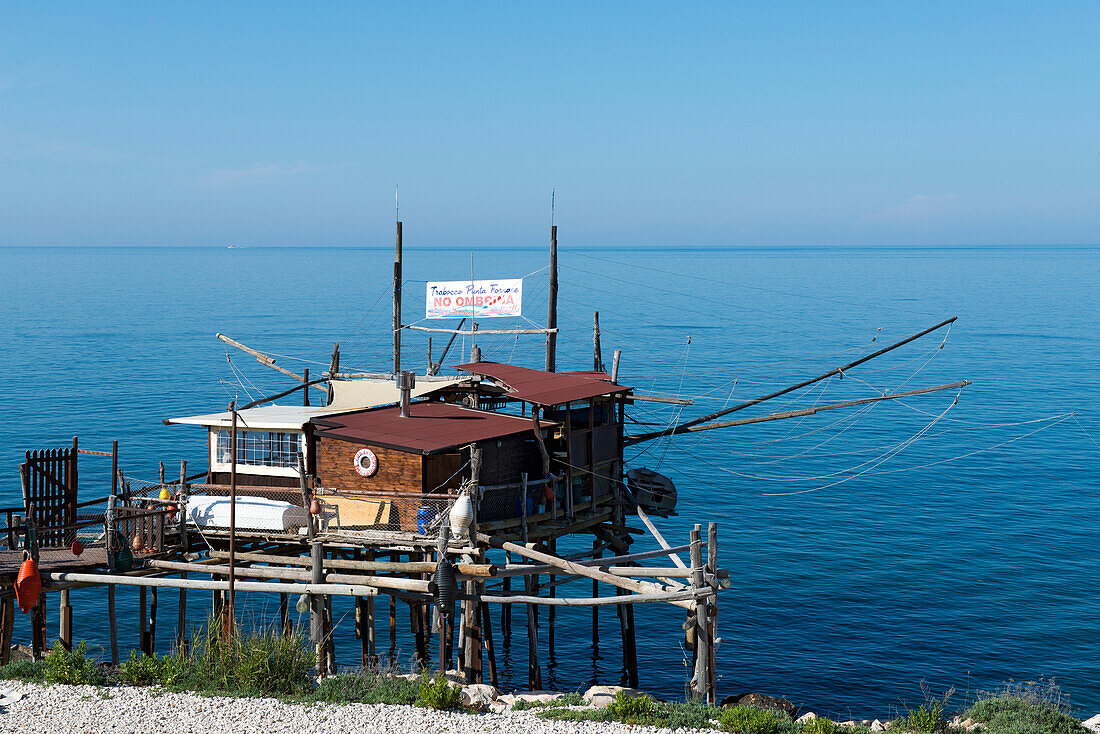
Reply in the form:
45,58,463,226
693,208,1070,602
43,640,108,686
800,717,836,734
967,695,1086,734
417,671,463,710
118,651,168,685
607,690,657,721
719,705,779,734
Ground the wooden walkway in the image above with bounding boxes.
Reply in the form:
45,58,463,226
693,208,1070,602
0,547,108,583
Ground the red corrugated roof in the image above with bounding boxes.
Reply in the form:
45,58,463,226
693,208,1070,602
456,361,629,406
311,402,548,454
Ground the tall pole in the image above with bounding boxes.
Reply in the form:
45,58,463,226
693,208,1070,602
227,402,237,634
393,221,403,377
544,225,558,373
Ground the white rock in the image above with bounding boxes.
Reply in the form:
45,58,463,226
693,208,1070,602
498,690,567,707
1083,714,1100,734
461,683,500,710
582,685,642,709
797,712,818,723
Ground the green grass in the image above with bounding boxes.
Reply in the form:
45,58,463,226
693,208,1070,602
539,698,721,729
309,670,420,706
511,692,586,710
0,658,45,682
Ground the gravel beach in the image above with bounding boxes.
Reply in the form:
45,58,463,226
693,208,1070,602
0,682,706,734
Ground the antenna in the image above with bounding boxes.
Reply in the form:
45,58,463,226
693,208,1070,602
395,184,399,222
551,188,555,228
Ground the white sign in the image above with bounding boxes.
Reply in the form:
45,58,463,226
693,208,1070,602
426,279,523,319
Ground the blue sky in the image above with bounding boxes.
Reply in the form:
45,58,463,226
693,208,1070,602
1,2,1097,246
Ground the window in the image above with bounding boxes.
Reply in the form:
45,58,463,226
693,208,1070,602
215,430,302,468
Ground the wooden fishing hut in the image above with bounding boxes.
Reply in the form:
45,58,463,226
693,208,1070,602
0,216,971,704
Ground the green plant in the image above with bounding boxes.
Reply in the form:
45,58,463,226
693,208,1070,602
607,690,657,721
800,717,836,734
0,659,46,682
43,641,108,686
905,681,952,733
966,681,1086,734
416,671,463,710
118,651,169,685
719,705,779,734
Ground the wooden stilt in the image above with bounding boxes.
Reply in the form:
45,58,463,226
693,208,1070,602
310,541,326,676
31,596,46,659
389,592,397,657
526,571,541,689
139,586,148,654
591,541,600,648
502,550,512,638
148,587,158,655
412,599,428,666
59,589,73,651
280,593,290,634
0,598,14,664
107,585,119,665
689,524,709,700
177,460,189,652
707,522,719,705
547,537,556,656
480,602,498,687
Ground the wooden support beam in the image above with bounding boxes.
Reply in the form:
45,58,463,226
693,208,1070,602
216,333,328,393
42,571,379,597
478,532,692,610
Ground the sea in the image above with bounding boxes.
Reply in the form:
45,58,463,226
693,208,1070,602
1,244,1098,719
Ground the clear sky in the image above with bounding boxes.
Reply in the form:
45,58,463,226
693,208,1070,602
1,2,1097,246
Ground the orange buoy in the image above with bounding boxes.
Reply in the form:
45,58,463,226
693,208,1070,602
309,498,321,515
15,557,41,614
544,485,555,502
167,503,178,519
70,540,84,556
131,535,145,552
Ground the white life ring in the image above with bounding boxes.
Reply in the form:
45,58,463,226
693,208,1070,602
353,448,378,477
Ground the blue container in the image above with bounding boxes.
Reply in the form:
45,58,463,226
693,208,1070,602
416,506,436,534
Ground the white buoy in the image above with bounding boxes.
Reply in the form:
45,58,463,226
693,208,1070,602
448,492,474,541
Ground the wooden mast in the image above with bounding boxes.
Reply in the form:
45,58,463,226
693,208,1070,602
545,225,558,372
394,220,403,377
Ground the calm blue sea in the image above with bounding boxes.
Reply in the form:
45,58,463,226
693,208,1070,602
1,244,1098,719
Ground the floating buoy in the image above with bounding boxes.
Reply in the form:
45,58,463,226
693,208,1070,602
131,535,145,552
448,492,474,541
14,557,41,614
70,540,84,557
431,556,458,616
166,503,178,519
309,498,321,515
159,488,171,501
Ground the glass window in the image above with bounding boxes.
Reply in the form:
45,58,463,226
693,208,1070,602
215,430,302,468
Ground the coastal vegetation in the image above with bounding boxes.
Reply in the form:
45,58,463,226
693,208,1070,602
0,623,1091,733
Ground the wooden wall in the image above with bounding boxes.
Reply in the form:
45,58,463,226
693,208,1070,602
480,436,541,485
314,436,422,494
